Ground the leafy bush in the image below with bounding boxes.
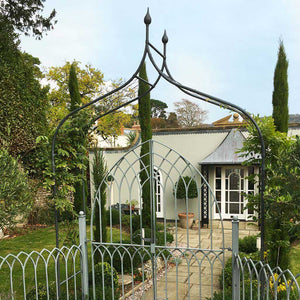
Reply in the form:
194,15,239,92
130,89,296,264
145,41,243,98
121,214,140,233
239,235,258,254
89,262,119,299
132,228,174,246
101,244,146,274
175,176,198,199
107,209,120,225
26,282,56,300
0,148,33,233
27,200,55,225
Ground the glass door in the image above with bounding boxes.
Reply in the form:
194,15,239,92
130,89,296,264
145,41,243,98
214,166,255,220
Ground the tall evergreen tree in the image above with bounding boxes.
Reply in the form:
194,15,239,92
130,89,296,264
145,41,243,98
138,63,152,228
272,40,289,133
68,63,88,214
92,148,107,263
69,64,81,111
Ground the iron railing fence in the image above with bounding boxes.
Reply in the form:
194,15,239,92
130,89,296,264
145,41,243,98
231,218,300,300
232,254,300,300
91,242,225,300
0,244,83,300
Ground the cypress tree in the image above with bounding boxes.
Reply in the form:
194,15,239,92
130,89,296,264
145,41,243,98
68,63,87,214
92,148,107,263
138,63,152,228
272,40,289,133
69,64,81,111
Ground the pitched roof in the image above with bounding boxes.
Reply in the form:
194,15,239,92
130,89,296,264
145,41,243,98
200,129,249,165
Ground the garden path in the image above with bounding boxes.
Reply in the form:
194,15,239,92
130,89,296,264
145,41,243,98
136,221,259,299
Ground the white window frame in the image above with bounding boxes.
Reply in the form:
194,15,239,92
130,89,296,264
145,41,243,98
213,165,257,220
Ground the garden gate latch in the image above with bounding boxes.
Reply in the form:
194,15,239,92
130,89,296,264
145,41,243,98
220,247,232,251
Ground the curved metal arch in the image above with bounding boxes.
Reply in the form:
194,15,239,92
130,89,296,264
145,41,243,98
52,9,265,259
91,139,225,251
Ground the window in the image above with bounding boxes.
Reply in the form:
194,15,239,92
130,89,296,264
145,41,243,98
214,166,256,220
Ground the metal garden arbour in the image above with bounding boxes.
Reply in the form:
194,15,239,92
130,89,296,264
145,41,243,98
1,8,300,300
51,8,266,260
2,8,272,300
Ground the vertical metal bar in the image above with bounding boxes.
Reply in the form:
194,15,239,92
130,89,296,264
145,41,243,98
232,216,240,300
79,211,89,299
149,140,157,300
82,156,86,214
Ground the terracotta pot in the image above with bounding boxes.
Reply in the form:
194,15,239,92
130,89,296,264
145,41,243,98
178,213,195,229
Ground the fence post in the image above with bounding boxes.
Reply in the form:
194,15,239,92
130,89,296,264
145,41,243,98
79,211,89,299
232,216,240,300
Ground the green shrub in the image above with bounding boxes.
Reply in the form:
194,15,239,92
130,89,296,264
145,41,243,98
89,262,119,299
26,282,56,300
156,222,164,231
27,201,55,225
132,228,174,246
107,209,120,225
121,214,140,233
175,176,198,199
239,235,258,254
0,148,33,232
100,240,147,274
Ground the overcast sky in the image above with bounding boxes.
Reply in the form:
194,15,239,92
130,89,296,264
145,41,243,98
20,0,300,123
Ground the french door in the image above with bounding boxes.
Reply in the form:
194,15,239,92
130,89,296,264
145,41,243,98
214,166,255,220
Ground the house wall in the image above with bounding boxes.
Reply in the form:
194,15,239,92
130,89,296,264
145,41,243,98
89,129,228,221
89,125,300,221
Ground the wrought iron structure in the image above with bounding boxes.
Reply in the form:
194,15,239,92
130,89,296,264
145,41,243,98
51,9,266,260
91,139,225,299
2,215,300,299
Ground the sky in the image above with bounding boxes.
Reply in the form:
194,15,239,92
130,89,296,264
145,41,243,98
20,0,300,123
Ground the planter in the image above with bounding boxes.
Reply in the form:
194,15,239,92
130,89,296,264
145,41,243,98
178,213,195,229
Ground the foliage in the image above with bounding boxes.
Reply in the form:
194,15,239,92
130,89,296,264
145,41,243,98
174,99,207,127
0,0,56,39
272,40,289,133
151,117,167,129
97,111,131,146
0,18,49,157
102,243,146,274
27,198,55,225
239,235,258,254
239,116,300,270
175,176,198,200
46,61,104,128
90,262,119,298
106,208,119,226
121,214,141,233
150,99,168,118
69,63,81,111
138,62,152,228
92,148,108,248
126,130,137,145
68,63,89,214
26,282,56,300
132,228,174,246
0,147,33,233
165,112,179,128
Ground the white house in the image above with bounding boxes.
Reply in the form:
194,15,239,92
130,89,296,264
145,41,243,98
89,114,300,225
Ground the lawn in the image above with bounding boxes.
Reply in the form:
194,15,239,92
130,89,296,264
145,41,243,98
290,240,300,275
0,224,130,299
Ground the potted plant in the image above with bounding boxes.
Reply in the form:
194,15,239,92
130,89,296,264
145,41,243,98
175,176,198,228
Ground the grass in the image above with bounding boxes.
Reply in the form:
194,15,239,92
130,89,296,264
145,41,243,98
0,224,130,299
290,240,300,275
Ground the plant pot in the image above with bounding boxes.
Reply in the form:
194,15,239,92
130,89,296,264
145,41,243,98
178,213,195,229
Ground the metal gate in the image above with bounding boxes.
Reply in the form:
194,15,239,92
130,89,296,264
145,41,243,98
90,139,225,299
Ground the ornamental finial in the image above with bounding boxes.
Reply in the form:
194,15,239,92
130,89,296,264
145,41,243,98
144,8,151,25
162,30,168,44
